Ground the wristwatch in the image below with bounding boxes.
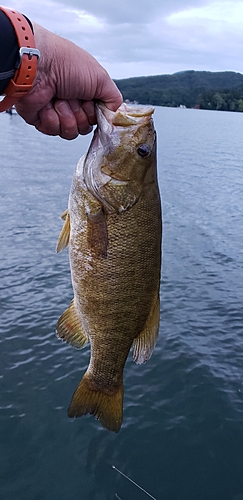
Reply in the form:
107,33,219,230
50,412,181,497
0,6,40,112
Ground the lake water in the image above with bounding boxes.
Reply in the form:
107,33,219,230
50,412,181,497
0,106,243,500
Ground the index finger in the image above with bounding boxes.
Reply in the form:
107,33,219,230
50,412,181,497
96,78,123,112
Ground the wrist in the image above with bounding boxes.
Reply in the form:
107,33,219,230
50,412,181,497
0,7,40,112
31,22,59,90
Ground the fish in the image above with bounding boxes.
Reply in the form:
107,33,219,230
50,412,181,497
56,102,162,432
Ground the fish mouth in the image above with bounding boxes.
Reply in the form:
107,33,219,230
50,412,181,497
96,101,154,127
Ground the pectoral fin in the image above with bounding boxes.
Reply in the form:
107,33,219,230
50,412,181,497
56,209,70,253
133,294,160,364
56,299,88,349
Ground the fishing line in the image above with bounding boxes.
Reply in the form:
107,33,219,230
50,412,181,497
112,465,157,500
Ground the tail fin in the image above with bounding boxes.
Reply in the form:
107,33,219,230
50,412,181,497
68,372,123,433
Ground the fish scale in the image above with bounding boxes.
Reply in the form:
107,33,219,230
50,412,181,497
56,102,162,432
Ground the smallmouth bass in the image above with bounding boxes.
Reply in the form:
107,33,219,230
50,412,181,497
56,102,162,432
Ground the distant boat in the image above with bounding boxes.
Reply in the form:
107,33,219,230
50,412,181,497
6,105,17,115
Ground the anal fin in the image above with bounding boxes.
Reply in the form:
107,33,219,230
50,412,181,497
56,209,70,253
56,299,88,349
133,294,160,364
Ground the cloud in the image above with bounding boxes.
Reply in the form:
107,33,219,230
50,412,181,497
162,2,243,72
167,1,243,25
48,0,207,24
3,0,243,78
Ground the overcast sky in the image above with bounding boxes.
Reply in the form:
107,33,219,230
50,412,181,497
4,0,243,79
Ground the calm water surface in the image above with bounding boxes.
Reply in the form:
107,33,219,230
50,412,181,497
0,107,243,500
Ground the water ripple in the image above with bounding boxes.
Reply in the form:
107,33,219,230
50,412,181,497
1,109,243,500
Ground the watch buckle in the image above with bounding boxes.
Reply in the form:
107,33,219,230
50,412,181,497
17,47,40,68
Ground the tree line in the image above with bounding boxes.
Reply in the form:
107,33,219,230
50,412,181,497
198,89,243,111
114,70,243,111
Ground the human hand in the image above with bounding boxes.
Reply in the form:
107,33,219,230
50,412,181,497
15,23,122,139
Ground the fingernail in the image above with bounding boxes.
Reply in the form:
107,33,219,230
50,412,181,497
55,101,71,115
69,100,81,113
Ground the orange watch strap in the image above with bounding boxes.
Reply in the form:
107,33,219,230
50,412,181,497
0,7,40,112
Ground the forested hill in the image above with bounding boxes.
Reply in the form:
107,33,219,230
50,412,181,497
114,70,243,111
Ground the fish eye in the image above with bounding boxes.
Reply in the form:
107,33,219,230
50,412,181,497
137,144,151,158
